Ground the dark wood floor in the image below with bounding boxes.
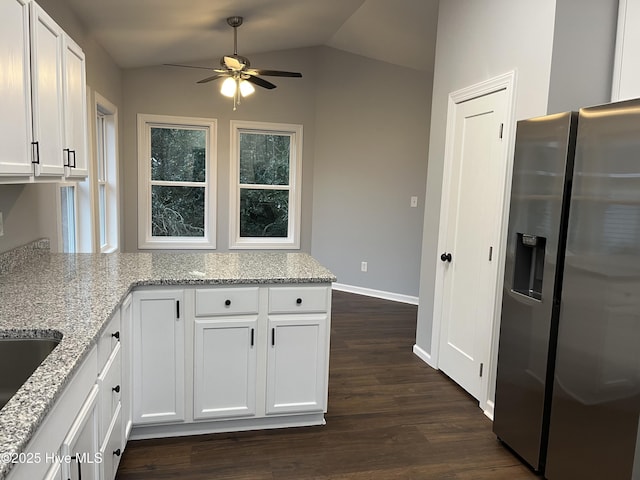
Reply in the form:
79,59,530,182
116,291,538,479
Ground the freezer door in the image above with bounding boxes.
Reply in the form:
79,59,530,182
546,99,640,479
493,111,577,471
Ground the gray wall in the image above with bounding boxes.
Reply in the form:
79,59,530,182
311,47,430,298
121,46,432,300
121,47,318,253
415,0,621,407
415,0,558,357
547,0,618,113
0,0,122,254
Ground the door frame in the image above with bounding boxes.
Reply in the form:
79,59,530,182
430,71,517,418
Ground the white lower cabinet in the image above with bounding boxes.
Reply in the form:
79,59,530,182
193,317,258,419
266,315,328,415
132,289,185,425
131,284,331,438
7,283,330,479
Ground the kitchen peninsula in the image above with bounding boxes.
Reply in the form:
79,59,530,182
0,242,335,480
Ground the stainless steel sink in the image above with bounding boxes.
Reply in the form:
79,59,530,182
0,337,61,410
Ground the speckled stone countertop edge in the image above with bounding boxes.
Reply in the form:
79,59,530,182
0,251,335,480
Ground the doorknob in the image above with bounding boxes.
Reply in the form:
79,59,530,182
440,252,452,262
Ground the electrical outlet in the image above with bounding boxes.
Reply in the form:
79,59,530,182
0,211,3,237
361,261,368,272
410,196,418,208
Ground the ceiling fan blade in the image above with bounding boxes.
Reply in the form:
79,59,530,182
164,63,220,71
224,56,245,71
245,75,277,90
249,69,302,78
197,74,226,84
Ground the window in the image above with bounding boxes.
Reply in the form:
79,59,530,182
59,184,77,253
230,121,302,249
138,114,216,249
95,92,119,252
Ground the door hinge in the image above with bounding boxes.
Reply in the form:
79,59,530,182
489,246,493,261
499,123,504,139
479,362,484,377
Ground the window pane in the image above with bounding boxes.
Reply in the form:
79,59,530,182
239,132,290,186
99,184,106,247
151,127,206,182
240,189,288,237
60,186,76,253
96,114,106,182
152,185,205,237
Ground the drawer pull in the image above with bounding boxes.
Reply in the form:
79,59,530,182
113,448,121,457
225,299,231,306
111,331,120,340
112,385,121,393
296,298,303,305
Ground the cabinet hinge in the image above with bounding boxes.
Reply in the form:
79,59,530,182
499,123,504,139
479,362,484,377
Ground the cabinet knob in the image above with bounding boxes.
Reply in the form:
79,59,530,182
440,252,452,263
296,298,302,305
113,448,121,457
225,299,231,306
112,385,120,393
112,331,120,340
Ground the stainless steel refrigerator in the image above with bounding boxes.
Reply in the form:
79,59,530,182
494,99,640,479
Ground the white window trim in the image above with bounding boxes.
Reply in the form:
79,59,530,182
137,113,217,249
94,91,119,253
229,120,302,250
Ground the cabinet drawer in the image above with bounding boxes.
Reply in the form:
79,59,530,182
195,287,260,316
98,310,121,372
100,403,123,480
98,343,121,442
269,286,329,314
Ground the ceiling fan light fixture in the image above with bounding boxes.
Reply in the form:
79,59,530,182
220,77,236,97
239,80,255,97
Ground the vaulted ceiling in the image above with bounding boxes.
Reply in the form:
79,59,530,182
60,0,439,72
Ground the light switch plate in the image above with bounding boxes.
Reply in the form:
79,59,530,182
410,196,418,208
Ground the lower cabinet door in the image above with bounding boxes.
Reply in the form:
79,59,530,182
132,290,185,425
193,318,258,419
61,385,99,480
266,315,328,415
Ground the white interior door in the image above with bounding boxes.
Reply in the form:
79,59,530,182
438,88,508,400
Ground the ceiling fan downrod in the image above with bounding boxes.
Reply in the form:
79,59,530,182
227,16,243,56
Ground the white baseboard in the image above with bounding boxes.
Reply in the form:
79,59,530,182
483,400,495,421
332,283,419,305
412,343,438,369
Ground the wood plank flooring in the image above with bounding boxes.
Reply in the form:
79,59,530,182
115,291,538,479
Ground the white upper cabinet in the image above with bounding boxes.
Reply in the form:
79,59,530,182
30,1,65,177
0,0,34,177
62,34,88,178
0,0,88,182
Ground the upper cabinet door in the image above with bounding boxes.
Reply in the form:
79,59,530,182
63,34,88,178
30,2,65,177
0,0,34,176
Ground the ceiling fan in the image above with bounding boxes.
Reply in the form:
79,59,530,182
165,16,303,110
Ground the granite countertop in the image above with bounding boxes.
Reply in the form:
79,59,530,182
0,250,335,479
